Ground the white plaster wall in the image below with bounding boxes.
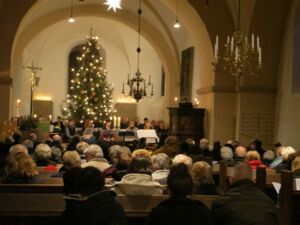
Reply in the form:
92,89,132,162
276,0,300,149
12,17,164,120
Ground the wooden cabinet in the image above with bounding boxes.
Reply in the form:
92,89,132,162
168,107,205,142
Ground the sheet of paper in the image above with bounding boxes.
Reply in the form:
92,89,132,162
295,178,300,191
136,129,159,142
272,182,281,194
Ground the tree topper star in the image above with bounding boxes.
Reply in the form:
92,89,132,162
104,0,122,12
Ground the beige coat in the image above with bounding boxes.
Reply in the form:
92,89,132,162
112,173,164,196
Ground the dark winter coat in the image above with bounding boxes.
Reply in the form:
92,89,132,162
146,196,214,225
211,179,278,225
63,190,127,225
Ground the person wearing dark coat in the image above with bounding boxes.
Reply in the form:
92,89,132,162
211,163,278,225
63,166,127,225
146,163,214,225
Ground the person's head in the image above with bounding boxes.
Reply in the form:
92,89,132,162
292,156,300,172
128,120,136,129
227,139,240,150
13,132,22,143
84,119,93,128
84,144,103,161
231,162,252,184
135,116,140,123
164,136,178,145
281,146,296,161
244,150,261,162
220,146,234,161
151,153,171,171
63,151,81,169
144,117,148,123
249,139,263,150
63,119,69,127
22,140,34,152
132,149,152,159
263,150,276,162
167,163,193,197
63,167,82,195
172,154,193,169
28,133,38,142
191,161,213,183
128,157,153,175
235,146,247,158
50,147,62,163
57,116,62,122
35,143,52,162
9,144,28,158
79,166,105,196
69,135,81,145
76,141,89,154
6,152,38,178
159,121,165,129
68,119,75,127
105,120,112,129
199,138,209,149
52,134,62,143
109,145,131,165
144,121,152,129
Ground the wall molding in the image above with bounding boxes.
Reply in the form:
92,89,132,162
197,85,277,95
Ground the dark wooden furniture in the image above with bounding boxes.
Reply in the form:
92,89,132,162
168,107,205,142
0,194,218,225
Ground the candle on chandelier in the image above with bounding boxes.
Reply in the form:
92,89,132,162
251,33,254,50
174,97,178,103
235,47,238,62
231,37,234,53
257,36,260,50
49,115,52,121
258,47,262,63
227,36,230,45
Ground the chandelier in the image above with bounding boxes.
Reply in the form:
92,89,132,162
121,0,154,102
212,0,262,78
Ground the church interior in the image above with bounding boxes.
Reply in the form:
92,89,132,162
0,0,300,225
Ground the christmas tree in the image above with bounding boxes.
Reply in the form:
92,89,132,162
61,29,113,123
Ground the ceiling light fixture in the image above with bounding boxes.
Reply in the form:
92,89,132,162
121,0,154,102
68,0,75,23
174,0,180,29
104,0,122,12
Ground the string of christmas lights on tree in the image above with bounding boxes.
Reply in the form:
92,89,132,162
61,29,113,123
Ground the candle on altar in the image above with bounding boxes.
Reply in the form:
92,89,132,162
174,97,178,103
231,37,234,53
16,99,21,117
117,116,121,128
113,116,117,128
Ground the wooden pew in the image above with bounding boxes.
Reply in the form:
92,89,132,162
0,193,218,223
278,170,300,225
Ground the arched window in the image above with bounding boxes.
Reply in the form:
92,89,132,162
68,44,107,92
292,3,300,94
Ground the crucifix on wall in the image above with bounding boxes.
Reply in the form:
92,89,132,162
23,61,42,116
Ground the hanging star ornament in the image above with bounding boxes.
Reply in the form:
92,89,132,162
104,0,122,12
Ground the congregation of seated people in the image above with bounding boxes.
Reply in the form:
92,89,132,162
0,117,299,225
